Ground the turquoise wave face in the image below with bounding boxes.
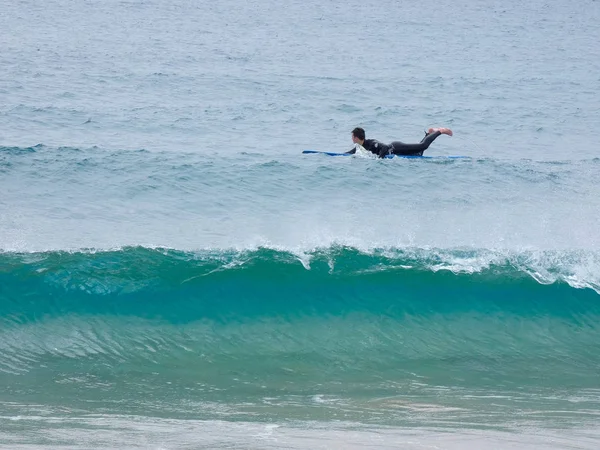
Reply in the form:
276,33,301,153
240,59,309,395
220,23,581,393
2,246,599,428
2,245,599,318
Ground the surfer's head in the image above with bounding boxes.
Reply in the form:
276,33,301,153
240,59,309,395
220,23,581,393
351,127,365,144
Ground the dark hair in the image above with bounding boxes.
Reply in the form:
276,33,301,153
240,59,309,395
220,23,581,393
352,127,365,140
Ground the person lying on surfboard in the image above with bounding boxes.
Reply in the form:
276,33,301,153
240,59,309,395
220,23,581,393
346,127,453,158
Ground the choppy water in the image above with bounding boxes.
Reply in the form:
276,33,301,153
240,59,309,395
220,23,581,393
1,0,600,448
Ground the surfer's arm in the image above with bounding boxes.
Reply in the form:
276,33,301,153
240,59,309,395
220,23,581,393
378,145,390,158
365,140,391,158
345,147,356,155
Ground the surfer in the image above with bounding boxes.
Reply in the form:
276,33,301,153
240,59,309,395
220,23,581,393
347,127,453,158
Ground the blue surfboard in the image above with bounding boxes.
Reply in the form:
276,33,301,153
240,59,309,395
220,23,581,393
302,150,468,159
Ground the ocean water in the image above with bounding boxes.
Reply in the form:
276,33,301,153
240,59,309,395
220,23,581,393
1,0,600,448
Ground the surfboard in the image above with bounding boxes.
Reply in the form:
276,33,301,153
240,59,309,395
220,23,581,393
302,150,468,159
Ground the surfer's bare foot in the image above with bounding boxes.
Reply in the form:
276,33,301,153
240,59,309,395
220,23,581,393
428,127,453,136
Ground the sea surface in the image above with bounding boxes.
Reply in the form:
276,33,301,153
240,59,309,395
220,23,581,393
1,0,600,448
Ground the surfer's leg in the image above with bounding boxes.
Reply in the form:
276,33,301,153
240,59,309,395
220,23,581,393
390,128,452,156
390,131,440,156
428,127,453,137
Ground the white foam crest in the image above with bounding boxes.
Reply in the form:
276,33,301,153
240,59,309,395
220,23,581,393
511,249,600,294
2,241,600,293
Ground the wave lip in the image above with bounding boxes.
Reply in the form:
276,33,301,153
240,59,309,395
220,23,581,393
1,245,598,293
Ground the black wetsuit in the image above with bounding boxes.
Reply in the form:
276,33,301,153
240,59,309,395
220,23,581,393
347,130,442,158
